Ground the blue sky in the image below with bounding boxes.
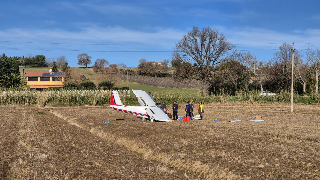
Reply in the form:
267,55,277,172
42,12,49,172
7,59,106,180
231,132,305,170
1,0,320,67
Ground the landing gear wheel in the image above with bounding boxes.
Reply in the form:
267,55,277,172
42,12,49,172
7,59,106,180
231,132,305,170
150,117,155,122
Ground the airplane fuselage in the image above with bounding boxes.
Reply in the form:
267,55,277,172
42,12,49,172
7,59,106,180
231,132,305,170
110,104,148,118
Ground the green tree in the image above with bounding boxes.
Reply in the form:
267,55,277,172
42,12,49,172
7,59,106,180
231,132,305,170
52,61,58,72
98,80,114,90
35,55,46,67
209,61,251,95
24,56,35,67
79,80,96,89
64,82,78,89
171,59,195,79
0,53,21,88
61,62,71,82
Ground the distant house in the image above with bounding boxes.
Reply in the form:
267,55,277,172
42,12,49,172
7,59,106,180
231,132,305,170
149,61,163,66
24,72,65,89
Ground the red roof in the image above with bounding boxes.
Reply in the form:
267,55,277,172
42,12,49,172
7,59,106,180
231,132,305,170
25,72,43,77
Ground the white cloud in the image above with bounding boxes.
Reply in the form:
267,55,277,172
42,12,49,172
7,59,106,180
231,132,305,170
310,15,320,21
59,2,82,12
80,2,148,15
56,1,149,16
221,27,320,51
0,26,184,50
3,25,320,57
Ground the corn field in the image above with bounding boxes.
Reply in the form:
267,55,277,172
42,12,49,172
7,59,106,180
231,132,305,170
0,89,319,106
0,90,129,106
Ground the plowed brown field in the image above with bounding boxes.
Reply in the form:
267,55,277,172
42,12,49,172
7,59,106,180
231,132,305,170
1,102,320,179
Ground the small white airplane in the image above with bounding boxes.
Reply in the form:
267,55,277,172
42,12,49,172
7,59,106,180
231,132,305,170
110,90,172,122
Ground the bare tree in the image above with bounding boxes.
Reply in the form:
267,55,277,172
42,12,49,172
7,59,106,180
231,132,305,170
256,62,269,92
108,64,118,74
237,52,258,73
117,63,127,67
307,48,320,94
57,56,67,69
77,53,92,68
45,58,55,67
270,43,302,91
93,58,109,73
174,26,234,94
163,59,170,67
295,63,309,93
139,58,147,64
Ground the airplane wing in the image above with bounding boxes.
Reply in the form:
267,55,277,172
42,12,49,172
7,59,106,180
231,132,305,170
132,90,156,107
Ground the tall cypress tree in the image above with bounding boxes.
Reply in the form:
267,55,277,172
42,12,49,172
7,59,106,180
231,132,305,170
52,61,58,72
0,53,21,88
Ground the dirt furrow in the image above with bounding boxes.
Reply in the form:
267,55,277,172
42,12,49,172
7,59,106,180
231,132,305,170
50,105,320,179
0,107,19,179
50,108,239,179
2,102,320,179
2,107,190,179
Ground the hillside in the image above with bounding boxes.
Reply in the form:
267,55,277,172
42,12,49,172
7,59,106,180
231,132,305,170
20,66,198,93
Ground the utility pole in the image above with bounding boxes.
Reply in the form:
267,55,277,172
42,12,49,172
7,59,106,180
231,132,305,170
291,42,295,113
126,70,129,96
126,70,128,88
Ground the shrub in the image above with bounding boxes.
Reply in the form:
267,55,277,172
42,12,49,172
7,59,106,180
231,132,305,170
98,80,114,90
64,82,78,89
79,80,96,89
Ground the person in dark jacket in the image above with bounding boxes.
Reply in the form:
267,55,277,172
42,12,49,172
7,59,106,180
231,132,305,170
190,101,194,120
172,101,178,120
160,101,167,113
185,101,191,117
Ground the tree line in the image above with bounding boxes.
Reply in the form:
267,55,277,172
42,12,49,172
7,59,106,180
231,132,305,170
135,26,320,96
2,26,320,96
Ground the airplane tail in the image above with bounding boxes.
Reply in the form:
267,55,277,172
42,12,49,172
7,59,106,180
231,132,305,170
110,91,123,105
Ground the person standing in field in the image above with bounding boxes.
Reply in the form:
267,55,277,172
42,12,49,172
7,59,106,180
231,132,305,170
190,101,194,120
198,102,204,120
160,101,167,113
172,101,178,120
185,101,191,117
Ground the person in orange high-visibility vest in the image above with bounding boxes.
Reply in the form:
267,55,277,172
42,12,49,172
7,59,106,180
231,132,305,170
198,102,204,120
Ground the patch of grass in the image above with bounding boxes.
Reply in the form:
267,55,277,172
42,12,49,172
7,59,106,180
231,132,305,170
297,96,315,104
19,67,51,75
118,81,198,94
36,111,47,115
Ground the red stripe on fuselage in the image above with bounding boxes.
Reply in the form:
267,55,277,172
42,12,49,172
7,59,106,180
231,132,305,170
111,106,147,117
